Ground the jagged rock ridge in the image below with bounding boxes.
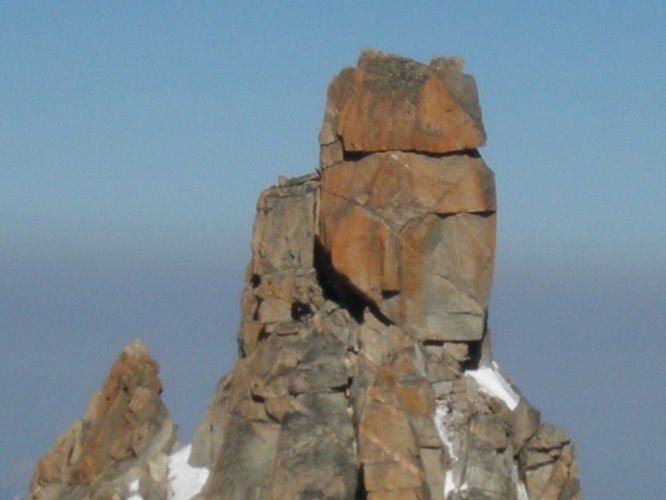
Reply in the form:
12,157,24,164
29,50,580,500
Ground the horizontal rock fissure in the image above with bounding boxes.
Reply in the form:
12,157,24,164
318,187,398,229
320,186,495,228
341,148,480,162
433,208,496,220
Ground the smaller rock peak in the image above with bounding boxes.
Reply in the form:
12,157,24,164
105,339,162,398
29,341,176,500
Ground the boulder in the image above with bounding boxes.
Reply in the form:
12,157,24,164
320,50,486,158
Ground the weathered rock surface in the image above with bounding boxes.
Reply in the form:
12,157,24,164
29,341,177,500
320,50,486,156
30,50,580,500
319,150,496,342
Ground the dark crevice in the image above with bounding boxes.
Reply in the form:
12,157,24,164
461,339,482,371
314,239,367,323
417,148,481,159
257,327,270,343
252,296,263,321
423,339,445,347
237,337,247,358
330,377,353,393
291,301,313,320
249,274,261,288
354,464,367,499
381,289,399,299
343,150,373,162
342,148,481,163
250,393,265,403
366,301,394,326
433,209,495,220
469,210,495,218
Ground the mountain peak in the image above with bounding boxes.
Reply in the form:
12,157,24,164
29,50,580,500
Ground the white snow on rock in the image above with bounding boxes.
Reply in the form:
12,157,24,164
465,362,520,411
434,405,456,461
167,444,209,500
126,477,142,500
444,470,456,497
435,404,460,497
513,462,530,500
125,444,209,500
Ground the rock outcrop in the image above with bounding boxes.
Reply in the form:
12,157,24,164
29,341,177,499
30,50,580,500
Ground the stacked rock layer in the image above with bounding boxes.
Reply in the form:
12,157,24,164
190,51,580,499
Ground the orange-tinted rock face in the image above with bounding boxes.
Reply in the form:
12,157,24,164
29,341,175,499
317,51,496,342
68,342,166,483
321,50,486,157
319,151,496,341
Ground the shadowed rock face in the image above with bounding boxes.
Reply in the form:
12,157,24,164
29,50,580,500
29,341,176,500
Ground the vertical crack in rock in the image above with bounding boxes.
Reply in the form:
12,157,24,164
313,238,369,324
29,50,580,500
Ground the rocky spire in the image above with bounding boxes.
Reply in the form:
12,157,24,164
189,50,580,499
29,341,177,499
29,50,580,500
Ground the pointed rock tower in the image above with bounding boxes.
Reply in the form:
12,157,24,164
189,50,580,499
29,50,580,500
29,341,177,499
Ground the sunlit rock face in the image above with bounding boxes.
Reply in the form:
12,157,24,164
319,51,495,345
319,50,486,155
29,50,580,500
29,341,177,500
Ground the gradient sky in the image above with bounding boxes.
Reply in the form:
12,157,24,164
2,2,665,498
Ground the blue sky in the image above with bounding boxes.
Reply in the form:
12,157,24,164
2,2,665,498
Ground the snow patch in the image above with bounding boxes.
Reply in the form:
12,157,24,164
124,445,209,500
444,470,456,497
126,478,142,500
512,462,530,500
517,479,530,500
435,403,460,497
434,405,456,461
167,444,210,500
465,362,520,410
